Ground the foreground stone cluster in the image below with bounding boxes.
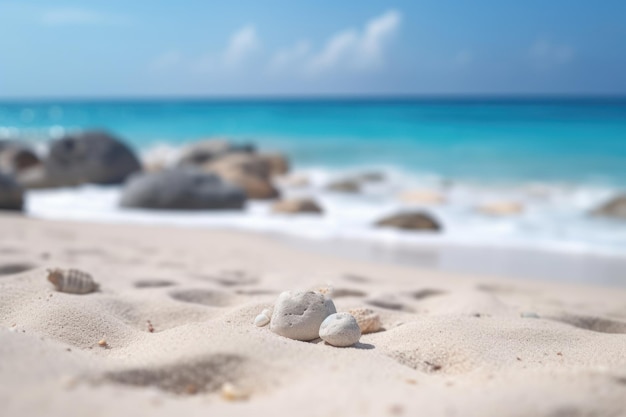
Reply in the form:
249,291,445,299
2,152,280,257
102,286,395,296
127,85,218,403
254,289,383,347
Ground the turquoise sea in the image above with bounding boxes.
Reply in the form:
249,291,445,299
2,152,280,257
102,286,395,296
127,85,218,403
2,98,626,185
2,98,626,260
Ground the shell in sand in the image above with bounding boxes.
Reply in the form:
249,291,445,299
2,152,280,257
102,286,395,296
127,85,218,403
47,268,99,294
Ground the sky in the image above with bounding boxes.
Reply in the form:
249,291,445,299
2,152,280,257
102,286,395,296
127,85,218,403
1,1,626,98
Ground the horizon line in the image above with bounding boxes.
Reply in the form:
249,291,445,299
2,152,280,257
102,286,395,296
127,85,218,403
1,93,626,103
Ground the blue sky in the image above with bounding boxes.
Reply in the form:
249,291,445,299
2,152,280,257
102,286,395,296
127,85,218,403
1,1,625,98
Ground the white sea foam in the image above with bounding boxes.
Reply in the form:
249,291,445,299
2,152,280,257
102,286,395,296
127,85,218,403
24,161,626,259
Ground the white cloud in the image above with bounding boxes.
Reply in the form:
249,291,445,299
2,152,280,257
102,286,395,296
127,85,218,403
306,9,401,75
41,7,128,26
223,25,260,68
529,40,574,70
266,10,401,76
152,11,401,78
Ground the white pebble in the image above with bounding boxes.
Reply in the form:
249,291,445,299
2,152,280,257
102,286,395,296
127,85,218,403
270,290,336,341
319,312,361,347
261,308,272,317
254,313,270,327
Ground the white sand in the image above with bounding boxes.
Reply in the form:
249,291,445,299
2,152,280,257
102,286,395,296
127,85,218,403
1,214,625,417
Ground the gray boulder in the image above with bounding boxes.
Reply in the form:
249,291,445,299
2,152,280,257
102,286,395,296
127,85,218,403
375,211,441,231
591,195,626,219
178,139,255,167
0,174,24,211
0,144,41,175
120,169,246,210
19,130,141,188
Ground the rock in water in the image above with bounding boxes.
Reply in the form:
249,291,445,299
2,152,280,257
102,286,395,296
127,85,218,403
0,144,41,175
213,170,279,200
259,153,290,176
272,198,323,214
327,179,361,193
18,130,141,189
348,308,382,334
0,173,24,211
591,195,626,219
177,139,255,167
375,211,441,231
319,313,361,347
270,290,336,341
120,169,246,210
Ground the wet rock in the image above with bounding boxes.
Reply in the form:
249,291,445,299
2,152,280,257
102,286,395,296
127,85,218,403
120,169,246,210
591,195,626,220
259,153,290,176
0,144,40,175
375,211,441,231
270,290,336,341
206,153,280,200
207,153,271,179
178,139,255,167
319,313,361,347
18,130,141,188
0,173,24,211
272,198,323,214
327,179,361,193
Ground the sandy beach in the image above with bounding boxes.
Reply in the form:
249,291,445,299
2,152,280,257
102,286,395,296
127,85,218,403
1,214,625,417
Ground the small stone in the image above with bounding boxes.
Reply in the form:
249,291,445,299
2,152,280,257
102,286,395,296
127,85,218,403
348,308,382,334
254,313,270,327
270,290,336,341
319,312,361,347
220,383,248,401
477,201,524,216
520,311,540,318
261,308,272,317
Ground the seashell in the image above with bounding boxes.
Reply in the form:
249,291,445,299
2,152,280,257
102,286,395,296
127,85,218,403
348,308,382,334
254,313,270,327
47,268,99,294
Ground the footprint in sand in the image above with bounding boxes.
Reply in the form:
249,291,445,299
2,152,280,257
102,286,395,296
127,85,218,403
0,262,37,276
134,279,176,288
546,313,626,334
196,270,259,287
169,289,237,307
410,288,446,300
101,354,247,395
331,288,368,298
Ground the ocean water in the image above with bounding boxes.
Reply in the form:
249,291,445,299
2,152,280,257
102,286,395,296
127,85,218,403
2,98,626,258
